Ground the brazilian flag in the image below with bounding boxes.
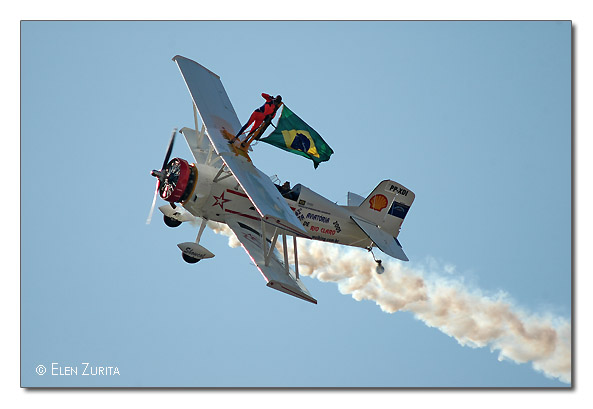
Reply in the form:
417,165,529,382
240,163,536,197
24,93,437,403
260,105,334,169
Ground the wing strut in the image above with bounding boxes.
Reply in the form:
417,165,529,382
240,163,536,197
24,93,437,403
261,220,280,267
192,107,209,161
196,217,208,244
282,234,289,276
260,220,300,277
293,236,299,280
213,163,234,183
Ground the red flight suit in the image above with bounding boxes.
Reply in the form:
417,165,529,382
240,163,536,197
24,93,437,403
237,93,279,136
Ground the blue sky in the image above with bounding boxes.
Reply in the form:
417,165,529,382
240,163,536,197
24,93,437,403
20,21,571,387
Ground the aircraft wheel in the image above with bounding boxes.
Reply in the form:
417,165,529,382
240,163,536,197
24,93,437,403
164,215,182,228
182,253,201,264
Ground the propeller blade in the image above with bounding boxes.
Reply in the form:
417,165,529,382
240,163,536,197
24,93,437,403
161,128,178,171
146,180,159,225
148,128,177,225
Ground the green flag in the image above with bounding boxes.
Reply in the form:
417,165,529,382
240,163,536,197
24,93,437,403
260,105,334,169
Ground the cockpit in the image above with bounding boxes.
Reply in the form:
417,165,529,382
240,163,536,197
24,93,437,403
274,181,301,202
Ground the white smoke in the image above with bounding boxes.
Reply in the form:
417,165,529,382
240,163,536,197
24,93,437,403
206,220,241,247
209,222,571,384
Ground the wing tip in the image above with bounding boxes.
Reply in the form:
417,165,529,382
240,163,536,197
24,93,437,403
267,281,317,304
172,55,220,79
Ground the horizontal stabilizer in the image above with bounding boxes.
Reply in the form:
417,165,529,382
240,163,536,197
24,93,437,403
351,216,409,261
347,192,365,207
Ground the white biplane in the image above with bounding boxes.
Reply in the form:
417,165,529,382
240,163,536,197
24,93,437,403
147,56,415,304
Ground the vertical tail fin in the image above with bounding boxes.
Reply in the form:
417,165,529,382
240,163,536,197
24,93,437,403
352,180,415,261
354,180,415,226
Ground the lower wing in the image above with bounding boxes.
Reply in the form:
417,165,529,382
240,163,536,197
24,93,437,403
226,215,317,304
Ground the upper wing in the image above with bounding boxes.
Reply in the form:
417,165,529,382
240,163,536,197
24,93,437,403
173,56,242,138
225,215,317,304
173,55,308,238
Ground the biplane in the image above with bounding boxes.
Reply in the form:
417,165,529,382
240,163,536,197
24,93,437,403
147,56,415,304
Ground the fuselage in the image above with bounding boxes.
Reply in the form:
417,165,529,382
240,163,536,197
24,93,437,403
180,162,375,250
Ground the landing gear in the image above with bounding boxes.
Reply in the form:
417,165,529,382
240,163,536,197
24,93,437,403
369,248,385,274
182,253,201,264
177,218,215,264
164,215,182,228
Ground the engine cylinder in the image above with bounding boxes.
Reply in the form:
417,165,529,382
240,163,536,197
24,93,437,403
158,158,197,203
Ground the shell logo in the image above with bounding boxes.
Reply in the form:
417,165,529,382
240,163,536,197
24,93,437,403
369,194,388,212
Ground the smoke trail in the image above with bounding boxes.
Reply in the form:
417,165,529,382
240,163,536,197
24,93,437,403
209,222,571,384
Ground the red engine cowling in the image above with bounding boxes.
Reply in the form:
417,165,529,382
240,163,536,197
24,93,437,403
158,158,197,203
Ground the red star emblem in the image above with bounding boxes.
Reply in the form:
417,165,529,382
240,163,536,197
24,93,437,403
212,192,231,209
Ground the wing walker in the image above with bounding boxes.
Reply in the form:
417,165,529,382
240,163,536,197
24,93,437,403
147,55,415,304
225,99,283,151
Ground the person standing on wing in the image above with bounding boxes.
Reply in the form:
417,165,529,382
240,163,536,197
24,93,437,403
229,93,282,144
